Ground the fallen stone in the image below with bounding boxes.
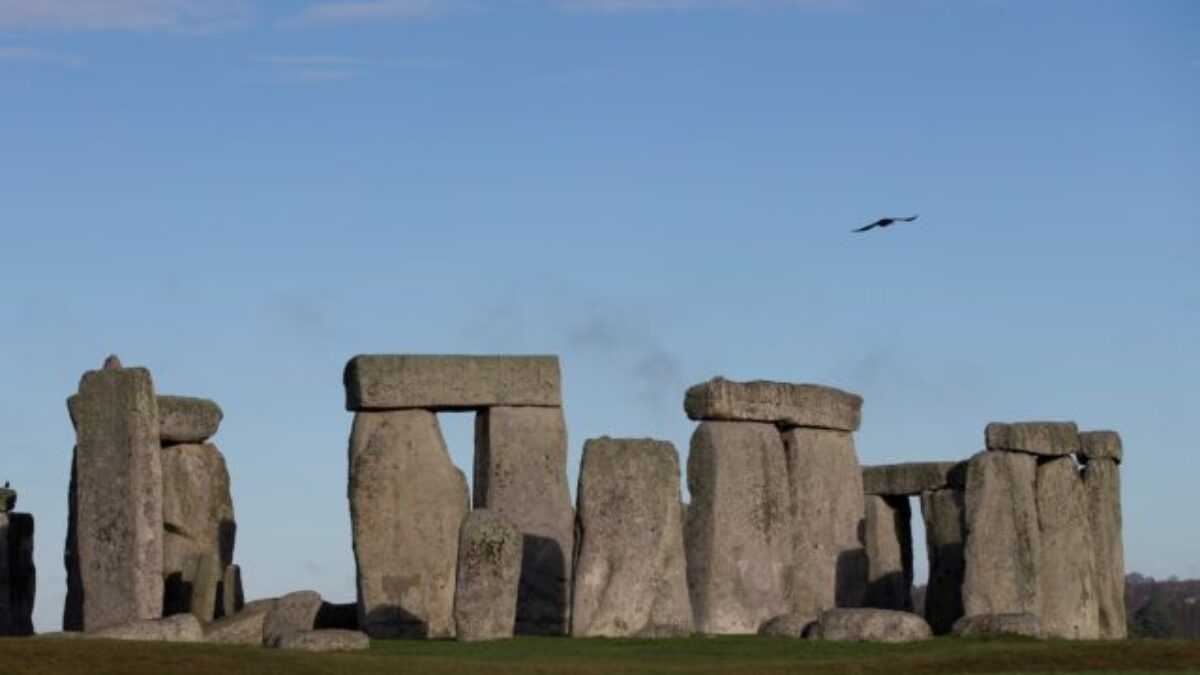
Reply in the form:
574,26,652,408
1036,456,1100,639
962,451,1041,617
686,421,793,634
0,488,15,512
781,427,867,616
344,354,561,411
158,396,223,444
862,462,966,496
1079,430,1123,464
274,629,370,652
0,512,35,636
1083,458,1126,639
349,410,468,638
684,378,862,431
951,613,1045,639
808,608,931,643
474,406,574,635
161,442,235,622
262,591,322,647
203,607,269,645
863,495,912,612
454,510,522,642
65,364,163,631
985,422,1079,457
572,438,693,638
920,488,965,635
757,612,816,638
89,614,203,642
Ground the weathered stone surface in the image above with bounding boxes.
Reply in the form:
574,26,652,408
0,512,35,636
962,451,1041,617
808,608,931,643
161,442,236,622
920,488,965,635
572,438,693,638
1036,456,1100,639
89,614,203,642
862,462,966,496
65,365,163,631
951,612,1045,638
453,510,521,642
686,422,793,635
262,591,322,647
0,488,15,512
217,564,244,619
684,378,862,431
349,410,468,639
985,422,1080,457
344,355,561,411
158,396,223,444
204,607,269,645
863,495,912,612
1083,458,1126,639
274,629,370,652
757,612,815,637
474,406,574,635
781,427,867,616
1079,430,1123,464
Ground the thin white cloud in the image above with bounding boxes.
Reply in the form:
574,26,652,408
282,0,453,26
0,0,254,32
0,46,85,66
249,53,445,83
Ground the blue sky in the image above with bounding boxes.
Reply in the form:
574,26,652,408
1,0,1197,631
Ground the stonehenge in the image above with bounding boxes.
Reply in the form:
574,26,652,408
0,353,1126,647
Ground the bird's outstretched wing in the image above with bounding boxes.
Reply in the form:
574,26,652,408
852,220,882,233
897,214,919,222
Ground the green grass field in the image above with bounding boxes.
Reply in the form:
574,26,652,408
3,636,1200,675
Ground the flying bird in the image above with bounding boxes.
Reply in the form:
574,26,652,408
852,214,918,233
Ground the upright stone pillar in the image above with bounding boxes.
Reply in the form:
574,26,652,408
862,495,912,612
0,488,35,636
685,421,793,634
475,406,574,635
572,437,692,638
1035,455,1099,639
1080,430,1125,639
348,410,469,638
920,488,965,635
65,359,164,631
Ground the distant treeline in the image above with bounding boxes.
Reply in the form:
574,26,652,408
1126,574,1200,640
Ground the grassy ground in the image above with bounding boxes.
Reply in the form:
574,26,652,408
2,635,1199,675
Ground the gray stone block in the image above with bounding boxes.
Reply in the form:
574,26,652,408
862,462,966,496
1079,430,1123,463
158,396,223,444
757,612,816,638
863,495,912,612
808,608,931,643
349,410,468,639
920,488,965,635
0,488,15,513
1036,456,1100,639
273,629,370,651
572,438,693,638
684,378,862,431
344,355,561,411
962,451,1041,617
1083,458,1126,639
89,614,203,642
951,612,1044,638
0,512,35,636
985,421,1080,457
262,591,322,647
204,607,268,645
453,510,521,642
686,422,793,634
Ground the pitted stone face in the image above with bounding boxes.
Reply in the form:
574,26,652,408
158,396,223,445
684,378,862,431
985,421,1080,457
862,462,966,496
343,355,562,411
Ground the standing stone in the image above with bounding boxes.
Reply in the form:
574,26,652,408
962,451,1041,618
686,421,792,634
349,410,468,638
920,488,965,635
684,378,862,431
161,442,236,622
1036,456,1100,639
217,564,245,619
0,512,35,636
453,510,521,641
474,406,574,635
65,365,163,631
1083,457,1125,639
572,438,693,638
863,495,912,612
344,355,562,410
985,421,1080,457
780,427,867,617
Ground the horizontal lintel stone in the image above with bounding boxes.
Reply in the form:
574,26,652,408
1078,430,1123,463
683,377,862,431
985,421,1079,457
862,461,967,496
158,396,223,444
344,355,562,411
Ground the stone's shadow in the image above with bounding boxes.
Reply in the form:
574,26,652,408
316,601,360,631
162,570,194,617
62,453,83,632
516,533,568,636
363,604,429,639
924,541,966,634
218,519,237,567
